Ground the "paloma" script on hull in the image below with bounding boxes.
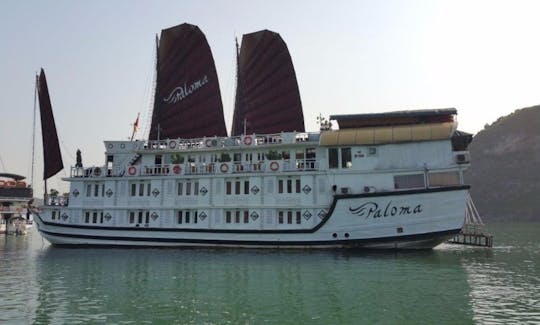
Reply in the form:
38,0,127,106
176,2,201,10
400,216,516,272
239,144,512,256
349,201,423,219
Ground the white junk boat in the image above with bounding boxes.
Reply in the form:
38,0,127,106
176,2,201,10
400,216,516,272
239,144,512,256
34,24,472,249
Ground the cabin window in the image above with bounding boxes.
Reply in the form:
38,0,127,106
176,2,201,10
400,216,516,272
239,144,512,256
177,183,183,195
394,174,425,189
245,153,252,162
287,211,293,224
100,212,104,223
147,183,151,196
235,211,240,223
244,211,249,223
306,148,316,159
85,212,90,223
51,211,56,220
194,211,198,224
296,211,301,224
282,151,290,160
92,212,97,223
86,184,91,197
226,181,232,195
226,211,231,223
145,211,149,224
278,180,284,193
139,184,144,196
186,182,191,196
94,184,99,197
296,179,301,193
131,184,136,196
287,179,292,193
155,155,162,166
129,212,135,224
428,172,461,187
233,153,241,162
244,181,249,195
185,211,190,224
177,211,183,224
341,147,352,168
329,148,339,169
235,181,241,195
278,211,284,224
138,211,143,224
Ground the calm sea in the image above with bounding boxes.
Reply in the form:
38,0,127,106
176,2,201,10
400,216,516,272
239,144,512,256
1,223,538,324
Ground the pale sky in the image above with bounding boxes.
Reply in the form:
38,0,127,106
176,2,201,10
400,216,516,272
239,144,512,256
1,0,540,198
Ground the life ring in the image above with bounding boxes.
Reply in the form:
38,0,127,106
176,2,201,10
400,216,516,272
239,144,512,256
243,136,252,146
173,164,182,174
205,139,213,147
270,161,279,171
107,143,113,149
127,166,137,176
93,167,102,177
169,140,177,149
220,163,229,173
120,143,126,149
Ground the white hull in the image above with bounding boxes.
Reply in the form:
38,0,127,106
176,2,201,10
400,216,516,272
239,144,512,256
35,186,467,249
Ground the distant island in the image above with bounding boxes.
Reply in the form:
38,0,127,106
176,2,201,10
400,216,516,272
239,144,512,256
465,105,540,222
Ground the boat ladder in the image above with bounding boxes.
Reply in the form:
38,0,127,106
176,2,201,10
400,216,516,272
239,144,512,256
447,194,493,247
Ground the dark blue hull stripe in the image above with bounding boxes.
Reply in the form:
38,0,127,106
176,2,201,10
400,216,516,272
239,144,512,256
39,228,461,247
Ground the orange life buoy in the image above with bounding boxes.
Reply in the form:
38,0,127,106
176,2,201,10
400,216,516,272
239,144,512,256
270,161,279,171
173,164,182,174
128,166,137,176
169,140,177,149
220,163,229,173
243,136,252,146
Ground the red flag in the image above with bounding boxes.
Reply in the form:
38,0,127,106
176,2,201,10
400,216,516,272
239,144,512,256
133,113,140,132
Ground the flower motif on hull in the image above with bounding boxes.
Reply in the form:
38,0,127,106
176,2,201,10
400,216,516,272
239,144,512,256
199,212,207,221
72,189,79,197
200,187,208,195
250,211,259,221
302,185,312,195
105,189,113,197
152,188,160,197
251,186,260,195
151,212,159,220
303,211,312,220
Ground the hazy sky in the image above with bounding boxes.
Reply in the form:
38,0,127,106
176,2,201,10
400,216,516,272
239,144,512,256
1,0,540,197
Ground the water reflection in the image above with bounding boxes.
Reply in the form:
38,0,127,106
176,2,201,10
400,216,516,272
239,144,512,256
30,246,475,324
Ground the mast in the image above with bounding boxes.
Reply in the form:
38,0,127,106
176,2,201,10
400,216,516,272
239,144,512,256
31,74,38,188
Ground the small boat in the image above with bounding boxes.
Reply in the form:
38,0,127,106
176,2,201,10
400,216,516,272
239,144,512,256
33,23,473,249
0,173,33,234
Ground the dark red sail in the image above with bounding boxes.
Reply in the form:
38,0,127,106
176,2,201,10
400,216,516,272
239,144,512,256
149,23,227,140
38,69,63,180
232,30,304,136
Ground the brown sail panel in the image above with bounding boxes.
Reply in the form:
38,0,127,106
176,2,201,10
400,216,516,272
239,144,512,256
232,30,304,136
149,23,227,140
38,69,63,180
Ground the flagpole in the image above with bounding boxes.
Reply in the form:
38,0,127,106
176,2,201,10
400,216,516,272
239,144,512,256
130,113,140,141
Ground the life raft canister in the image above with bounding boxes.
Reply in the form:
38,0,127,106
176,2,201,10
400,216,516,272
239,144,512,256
169,140,177,149
243,136,253,146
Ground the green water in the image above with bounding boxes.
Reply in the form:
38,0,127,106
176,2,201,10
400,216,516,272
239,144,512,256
1,223,538,324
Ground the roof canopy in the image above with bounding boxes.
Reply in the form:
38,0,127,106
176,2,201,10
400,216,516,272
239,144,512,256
330,108,457,129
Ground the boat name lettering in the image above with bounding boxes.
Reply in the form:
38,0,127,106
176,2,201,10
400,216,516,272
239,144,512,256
349,201,423,219
163,75,209,104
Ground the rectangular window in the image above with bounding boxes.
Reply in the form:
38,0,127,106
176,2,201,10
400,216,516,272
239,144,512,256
341,147,352,168
138,211,143,224
52,211,56,220
278,211,284,224
194,182,199,195
178,182,183,196
296,179,301,193
244,181,249,195
226,211,231,223
287,211,293,224
100,212,104,223
177,211,183,224
139,183,144,196
94,184,99,197
329,148,339,169
186,182,191,196
92,212,97,223
287,179,292,193
194,211,198,224
244,210,249,223
145,211,149,224
185,211,190,223
226,181,232,195
131,184,136,196
147,183,151,196
235,181,241,195
86,184,91,197
296,211,301,224
394,174,425,189
278,180,284,193
101,184,105,197
235,210,240,223
428,172,461,187
129,212,134,224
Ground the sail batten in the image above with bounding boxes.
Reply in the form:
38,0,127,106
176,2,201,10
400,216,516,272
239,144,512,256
37,69,63,180
232,30,304,136
149,23,227,140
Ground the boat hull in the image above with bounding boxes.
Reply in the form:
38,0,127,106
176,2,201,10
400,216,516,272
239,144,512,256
35,186,467,249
